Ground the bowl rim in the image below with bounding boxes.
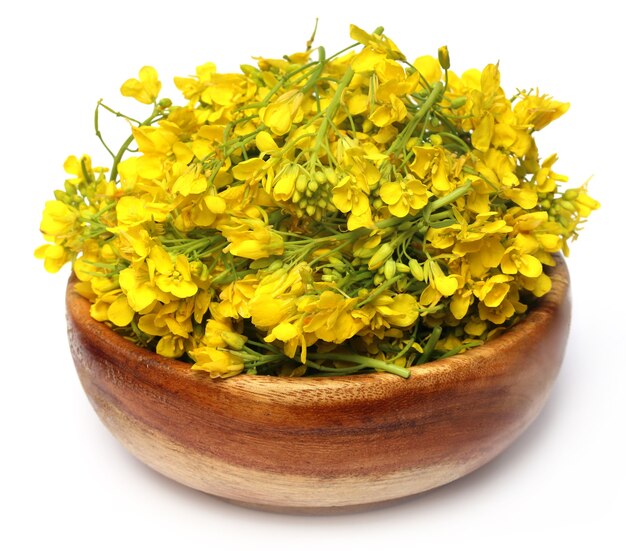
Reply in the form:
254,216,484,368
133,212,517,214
66,255,569,391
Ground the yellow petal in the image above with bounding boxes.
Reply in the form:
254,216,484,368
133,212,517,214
108,296,135,327
232,158,265,181
262,102,293,135
471,113,494,153
255,131,278,152
352,47,386,73
204,195,226,213
435,275,458,297
379,181,402,205
518,254,543,278
271,322,299,342
413,55,441,84
136,155,163,179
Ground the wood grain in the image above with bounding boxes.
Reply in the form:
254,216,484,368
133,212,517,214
66,257,571,512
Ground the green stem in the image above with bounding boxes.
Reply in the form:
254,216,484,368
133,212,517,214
300,46,326,95
307,352,410,378
98,100,142,124
417,325,442,364
388,81,444,155
436,131,470,153
310,66,355,159
94,101,116,159
109,110,162,182
356,274,403,307
429,179,472,211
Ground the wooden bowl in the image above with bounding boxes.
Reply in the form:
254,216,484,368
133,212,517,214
66,257,571,513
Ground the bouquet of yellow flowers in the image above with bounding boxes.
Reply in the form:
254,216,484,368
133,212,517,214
36,25,598,378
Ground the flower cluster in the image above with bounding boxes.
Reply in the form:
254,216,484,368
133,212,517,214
37,25,598,378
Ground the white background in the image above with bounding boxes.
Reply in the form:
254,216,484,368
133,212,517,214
2,1,624,549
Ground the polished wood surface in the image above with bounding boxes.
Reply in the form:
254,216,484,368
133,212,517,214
66,258,571,512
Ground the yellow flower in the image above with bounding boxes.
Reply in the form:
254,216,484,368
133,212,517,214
116,196,151,228
501,248,543,278
473,274,512,308
248,295,297,329
379,177,429,217
119,262,158,312
369,95,408,127
408,145,455,196
217,275,258,319
514,91,569,131
231,158,266,182
34,244,69,273
189,194,227,228
189,347,244,378
425,259,459,297
220,218,285,260
352,46,387,73
477,285,526,325
501,234,543,278
40,200,78,237
107,295,135,327
172,170,208,197
156,335,186,358
261,90,303,136
121,66,162,104
264,319,313,363
369,293,420,328
331,175,373,229
349,24,404,65
152,248,198,299
138,301,193,339
535,154,568,194
301,291,365,343
450,286,474,320
413,55,442,85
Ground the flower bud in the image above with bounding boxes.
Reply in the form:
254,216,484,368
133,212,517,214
314,171,326,184
438,45,450,70
562,189,578,201
323,167,337,185
368,243,394,270
395,262,410,273
383,259,397,280
267,259,284,272
409,258,424,281
295,173,308,193
558,200,576,213
54,190,71,203
450,96,467,109
221,331,247,351
240,64,260,77
396,279,409,292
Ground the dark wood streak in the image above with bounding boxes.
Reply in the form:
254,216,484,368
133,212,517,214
66,257,571,511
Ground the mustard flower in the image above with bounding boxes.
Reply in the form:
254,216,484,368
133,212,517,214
36,24,598,378
121,66,162,105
